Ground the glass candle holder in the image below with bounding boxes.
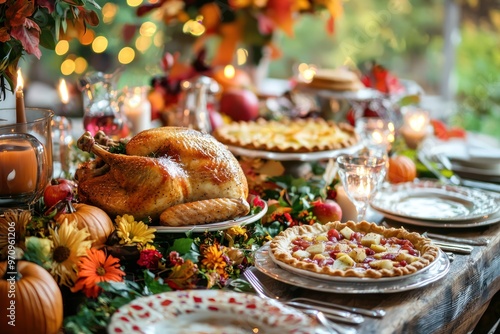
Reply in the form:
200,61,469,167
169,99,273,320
336,154,387,222
0,108,54,211
355,117,395,154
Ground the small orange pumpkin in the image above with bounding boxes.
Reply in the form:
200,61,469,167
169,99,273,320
388,155,417,183
56,201,114,248
0,260,63,334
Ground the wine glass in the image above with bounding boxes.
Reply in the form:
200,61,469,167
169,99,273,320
336,154,387,222
355,117,395,153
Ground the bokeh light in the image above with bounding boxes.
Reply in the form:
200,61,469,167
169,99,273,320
74,57,88,74
92,36,108,53
79,30,95,45
127,0,143,7
102,3,118,24
140,21,157,37
118,47,136,64
136,36,152,53
61,59,76,75
55,40,69,56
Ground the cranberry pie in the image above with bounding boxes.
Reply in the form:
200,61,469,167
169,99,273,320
269,221,439,279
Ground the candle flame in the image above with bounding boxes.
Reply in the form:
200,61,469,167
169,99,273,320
59,79,69,104
16,69,24,91
223,65,235,79
126,87,143,108
408,114,427,132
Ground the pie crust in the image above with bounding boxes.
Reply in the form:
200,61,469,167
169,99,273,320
212,118,359,153
269,221,439,279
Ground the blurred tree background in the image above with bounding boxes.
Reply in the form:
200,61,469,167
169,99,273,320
16,0,500,139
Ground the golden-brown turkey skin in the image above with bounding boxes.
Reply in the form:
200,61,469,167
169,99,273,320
76,127,249,225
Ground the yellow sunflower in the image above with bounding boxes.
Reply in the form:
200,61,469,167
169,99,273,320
49,218,92,287
115,214,156,246
0,209,30,260
201,243,228,278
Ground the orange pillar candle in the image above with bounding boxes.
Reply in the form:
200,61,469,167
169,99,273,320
0,141,37,195
15,69,26,124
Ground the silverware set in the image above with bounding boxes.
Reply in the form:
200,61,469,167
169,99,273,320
242,268,386,334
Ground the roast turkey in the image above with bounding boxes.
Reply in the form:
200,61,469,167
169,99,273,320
75,127,250,226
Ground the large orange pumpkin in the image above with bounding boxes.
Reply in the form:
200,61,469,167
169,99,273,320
57,202,114,248
388,156,417,183
0,260,63,334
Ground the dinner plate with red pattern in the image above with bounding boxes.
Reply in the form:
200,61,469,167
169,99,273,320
108,289,328,334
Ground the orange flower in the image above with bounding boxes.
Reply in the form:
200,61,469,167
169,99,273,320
200,243,228,278
72,249,125,298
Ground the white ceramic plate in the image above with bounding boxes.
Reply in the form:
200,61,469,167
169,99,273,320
255,245,450,294
108,289,328,334
370,180,499,221
267,244,434,283
375,208,500,229
151,202,267,233
226,144,363,162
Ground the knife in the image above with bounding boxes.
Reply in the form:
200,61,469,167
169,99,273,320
425,232,489,246
431,241,473,254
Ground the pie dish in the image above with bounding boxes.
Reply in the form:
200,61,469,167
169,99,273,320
269,221,439,279
213,118,359,153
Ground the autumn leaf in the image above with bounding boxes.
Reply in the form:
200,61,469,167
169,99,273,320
37,0,55,13
10,19,42,59
5,0,35,27
0,28,10,42
265,0,295,36
165,260,198,290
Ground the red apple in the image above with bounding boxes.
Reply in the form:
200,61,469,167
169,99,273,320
312,199,343,224
219,88,260,121
43,179,74,209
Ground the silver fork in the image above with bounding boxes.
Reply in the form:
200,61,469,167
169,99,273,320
242,269,358,334
242,268,366,326
243,268,385,318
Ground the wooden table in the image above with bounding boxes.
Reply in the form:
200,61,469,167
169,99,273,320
253,211,500,334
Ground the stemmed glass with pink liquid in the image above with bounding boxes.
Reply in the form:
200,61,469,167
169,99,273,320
336,154,387,222
80,71,126,138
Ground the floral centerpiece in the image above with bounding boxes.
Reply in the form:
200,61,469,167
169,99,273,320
0,153,341,333
0,0,100,99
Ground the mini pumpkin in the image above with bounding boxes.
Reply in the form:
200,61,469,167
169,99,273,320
388,155,417,184
0,260,63,334
56,201,114,248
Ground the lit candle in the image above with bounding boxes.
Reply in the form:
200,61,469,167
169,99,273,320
123,86,151,136
0,140,38,195
334,184,358,222
401,108,430,149
58,78,69,115
212,64,251,92
15,69,26,124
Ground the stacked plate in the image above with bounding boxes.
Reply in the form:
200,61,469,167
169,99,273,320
370,180,500,228
422,134,500,183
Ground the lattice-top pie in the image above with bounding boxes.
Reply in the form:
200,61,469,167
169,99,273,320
212,118,358,153
270,221,439,279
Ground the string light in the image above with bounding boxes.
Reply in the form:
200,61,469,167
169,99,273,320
55,40,69,55
118,47,135,64
92,36,108,53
